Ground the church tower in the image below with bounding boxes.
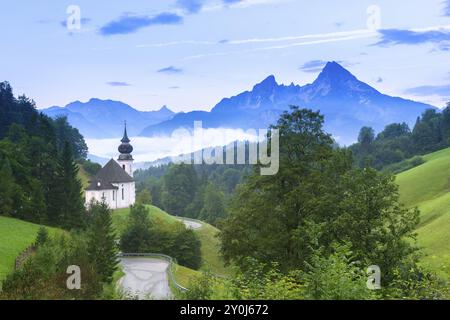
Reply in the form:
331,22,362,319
117,121,134,177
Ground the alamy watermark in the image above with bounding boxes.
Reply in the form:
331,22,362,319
169,121,279,176
66,265,81,290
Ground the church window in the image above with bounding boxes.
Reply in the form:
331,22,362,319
122,188,124,200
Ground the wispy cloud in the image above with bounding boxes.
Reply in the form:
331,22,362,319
169,86,181,89
445,1,450,16
99,12,183,36
157,66,184,74
106,81,131,87
405,84,450,97
137,40,217,48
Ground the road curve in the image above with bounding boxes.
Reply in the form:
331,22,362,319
119,257,171,300
176,217,203,230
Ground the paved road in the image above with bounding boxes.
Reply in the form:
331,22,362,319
119,257,171,300
177,217,203,230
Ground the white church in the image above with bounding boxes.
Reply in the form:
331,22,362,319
85,124,136,209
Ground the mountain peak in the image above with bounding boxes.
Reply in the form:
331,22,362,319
318,61,356,81
158,105,174,114
252,75,278,92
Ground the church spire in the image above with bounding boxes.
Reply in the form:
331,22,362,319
121,120,130,143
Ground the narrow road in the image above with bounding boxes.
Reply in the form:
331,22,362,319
176,217,203,230
119,257,171,300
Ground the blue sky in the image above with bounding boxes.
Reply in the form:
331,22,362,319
1,0,450,112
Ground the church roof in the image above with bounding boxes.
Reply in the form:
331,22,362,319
86,159,133,191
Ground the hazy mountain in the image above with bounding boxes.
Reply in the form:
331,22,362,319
42,99,175,139
140,62,436,145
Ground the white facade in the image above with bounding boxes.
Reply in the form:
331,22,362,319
85,180,135,210
117,159,134,177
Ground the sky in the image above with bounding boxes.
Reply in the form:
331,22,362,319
1,0,450,113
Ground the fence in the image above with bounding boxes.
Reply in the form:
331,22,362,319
119,252,189,293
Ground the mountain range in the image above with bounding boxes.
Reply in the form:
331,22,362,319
42,62,436,145
42,99,175,139
139,62,436,145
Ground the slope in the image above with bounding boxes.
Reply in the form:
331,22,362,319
396,147,450,278
0,216,58,281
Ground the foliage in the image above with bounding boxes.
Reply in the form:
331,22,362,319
119,204,202,269
0,233,102,300
86,201,119,283
0,82,88,228
351,105,450,170
220,107,420,285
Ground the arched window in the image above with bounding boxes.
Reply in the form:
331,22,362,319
122,188,124,200
123,165,126,170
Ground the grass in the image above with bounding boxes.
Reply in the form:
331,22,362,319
173,264,202,288
112,205,232,277
0,216,58,281
396,147,450,278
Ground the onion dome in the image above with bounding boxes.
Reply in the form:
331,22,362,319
118,121,133,160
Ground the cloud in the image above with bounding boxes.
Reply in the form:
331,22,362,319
169,86,181,89
106,82,131,87
157,66,184,74
177,0,205,13
375,28,450,48
299,60,348,73
99,12,183,36
405,84,450,97
445,1,450,16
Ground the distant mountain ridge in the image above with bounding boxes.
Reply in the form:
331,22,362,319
140,62,436,145
42,99,175,139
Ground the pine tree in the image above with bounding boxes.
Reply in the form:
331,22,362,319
57,141,85,229
86,201,119,283
0,159,19,216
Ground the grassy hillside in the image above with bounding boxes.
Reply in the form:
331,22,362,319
396,147,450,278
0,216,57,281
112,205,231,277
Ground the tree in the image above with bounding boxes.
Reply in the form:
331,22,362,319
357,126,375,154
199,183,226,225
0,158,20,216
35,226,49,247
120,204,153,253
136,188,152,205
220,107,419,284
86,201,119,283
56,141,85,229
162,164,198,216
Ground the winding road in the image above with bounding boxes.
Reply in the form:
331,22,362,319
118,217,202,299
177,217,203,230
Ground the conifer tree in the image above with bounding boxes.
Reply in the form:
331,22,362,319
57,141,85,229
86,201,119,283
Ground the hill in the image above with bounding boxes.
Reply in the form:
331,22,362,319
396,147,450,278
140,62,435,145
0,216,58,281
112,205,231,277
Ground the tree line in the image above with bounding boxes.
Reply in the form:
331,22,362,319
135,163,251,226
0,82,87,229
350,104,450,172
